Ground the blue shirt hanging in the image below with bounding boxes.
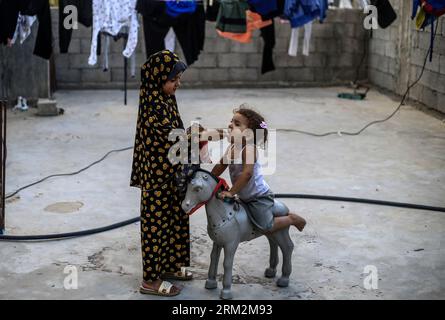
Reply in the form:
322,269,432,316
284,0,328,29
247,0,278,16
165,0,197,18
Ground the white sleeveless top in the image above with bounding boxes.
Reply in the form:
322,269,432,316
228,145,270,201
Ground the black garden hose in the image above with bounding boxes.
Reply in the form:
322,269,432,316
0,194,444,241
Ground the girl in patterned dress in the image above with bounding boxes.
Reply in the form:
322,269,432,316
130,50,191,296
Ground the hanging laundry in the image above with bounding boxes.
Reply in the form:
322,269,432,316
284,0,328,28
249,0,286,20
260,21,276,74
288,21,313,56
247,0,278,16
136,0,205,66
206,0,220,21
101,30,137,77
339,0,353,8
59,0,93,53
0,0,53,59
412,0,445,61
370,0,397,29
165,28,177,52
216,0,250,33
166,0,197,18
11,14,37,45
217,10,272,43
88,0,139,66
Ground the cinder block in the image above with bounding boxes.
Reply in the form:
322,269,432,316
411,47,427,67
434,35,445,55
229,68,258,81
343,38,364,53
325,9,346,23
246,53,262,68
180,67,200,82
334,23,355,38
440,54,445,74
199,68,230,82
428,72,445,93
204,38,230,53
218,53,247,68
424,53,441,72
369,38,386,55
311,23,334,38
437,93,445,113
369,69,395,91
285,67,315,82
230,40,260,53
372,28,391,41
385,41,397,58
193,53,217,68
111,68,140,83
274,37,290,54
287,55,304,67
344,10,363,24
335,67,356,81
36,99,59,116
81,68,111,83
81,39,93,54
56,68,81,83
205,22,217,39
54,54,70,70
69,53,93,69
314,67,334,82
303,54,326,67
315,38,340,53
259,69,283,81
420,85,438,109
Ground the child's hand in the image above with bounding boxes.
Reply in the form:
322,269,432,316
218,191,234,200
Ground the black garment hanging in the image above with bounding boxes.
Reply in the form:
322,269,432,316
206,0,220,22
249,0,286,21
137,0,205,66
260,20,276,74
371,0,397,29
0,0,52,59
59,0,93,53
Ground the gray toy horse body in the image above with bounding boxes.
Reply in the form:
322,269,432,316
181,169,295,300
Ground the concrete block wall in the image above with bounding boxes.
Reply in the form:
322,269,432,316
368,0,445,113
53,8,368,89
0,23,50,101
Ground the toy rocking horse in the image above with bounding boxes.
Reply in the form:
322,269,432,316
181,168,295,300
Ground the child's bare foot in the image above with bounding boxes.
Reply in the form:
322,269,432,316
290,214,306,232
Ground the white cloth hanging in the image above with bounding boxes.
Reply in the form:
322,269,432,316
89,0,139,66
11,14,37,45
339,0,353,9
102,33,137,78
288,21,313,57
164,28,176,52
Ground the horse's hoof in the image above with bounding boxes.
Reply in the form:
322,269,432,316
205,279,218,290
277,277,289,287
220,289,233,300
264,268,276,278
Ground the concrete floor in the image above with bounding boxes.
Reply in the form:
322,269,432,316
1,87,444,300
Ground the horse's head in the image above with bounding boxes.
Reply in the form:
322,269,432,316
181,170,218,214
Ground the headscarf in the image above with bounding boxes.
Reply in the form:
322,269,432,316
130,50,186,191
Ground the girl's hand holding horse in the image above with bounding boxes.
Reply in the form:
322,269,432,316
218,191,234,200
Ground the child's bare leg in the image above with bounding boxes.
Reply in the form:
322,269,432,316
267,213,306,234
289,212,306,231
